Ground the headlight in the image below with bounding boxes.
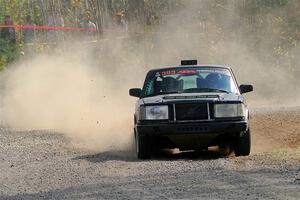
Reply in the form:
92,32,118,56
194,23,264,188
214,103,245,118
140,105,169,120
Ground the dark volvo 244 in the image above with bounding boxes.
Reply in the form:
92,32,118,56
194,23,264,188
129,60,253,159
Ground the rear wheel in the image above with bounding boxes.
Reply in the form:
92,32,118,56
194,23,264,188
234,129,251,156
135,132,151,159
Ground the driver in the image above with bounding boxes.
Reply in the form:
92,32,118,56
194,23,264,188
204,73,221,89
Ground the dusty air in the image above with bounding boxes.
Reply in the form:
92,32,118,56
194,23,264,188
0,0,299,199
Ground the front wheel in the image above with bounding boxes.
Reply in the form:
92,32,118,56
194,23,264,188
234,129,251,156
135,132,151,159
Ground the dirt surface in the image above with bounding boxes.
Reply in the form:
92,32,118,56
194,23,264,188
0,108,299,200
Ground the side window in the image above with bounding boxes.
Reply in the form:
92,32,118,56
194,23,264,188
144,79,154,96
229,76,238,93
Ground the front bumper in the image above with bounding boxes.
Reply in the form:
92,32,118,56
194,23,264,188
136,121,248,136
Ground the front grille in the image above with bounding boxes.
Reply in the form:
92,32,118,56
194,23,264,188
175,103,209,121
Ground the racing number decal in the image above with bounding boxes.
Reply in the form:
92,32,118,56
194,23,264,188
161,70,176,76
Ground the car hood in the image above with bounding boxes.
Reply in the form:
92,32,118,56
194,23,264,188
142,93,243,104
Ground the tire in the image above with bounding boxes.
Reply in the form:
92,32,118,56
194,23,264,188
219,143,234,157
234,129,251,156
135,132,151,159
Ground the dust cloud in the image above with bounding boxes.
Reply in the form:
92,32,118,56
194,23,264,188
0,46,143,152
148,0,300,107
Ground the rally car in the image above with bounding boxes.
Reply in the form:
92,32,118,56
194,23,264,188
129,60,253,159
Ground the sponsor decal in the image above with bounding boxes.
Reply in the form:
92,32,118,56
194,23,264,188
176,69,197,75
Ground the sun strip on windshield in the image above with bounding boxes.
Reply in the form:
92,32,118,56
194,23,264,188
156,68,230,77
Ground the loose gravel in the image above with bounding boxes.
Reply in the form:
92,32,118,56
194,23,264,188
0,109,299,200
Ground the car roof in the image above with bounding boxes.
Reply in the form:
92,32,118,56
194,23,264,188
148,65,231,73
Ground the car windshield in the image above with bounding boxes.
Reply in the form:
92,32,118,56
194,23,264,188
142,67,239,97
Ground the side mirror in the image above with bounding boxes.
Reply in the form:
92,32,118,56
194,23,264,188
129,88,142,98
239,84,253,94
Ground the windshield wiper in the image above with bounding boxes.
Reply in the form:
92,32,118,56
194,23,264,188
144,91,180,97
207,88,230,93
183,88,230,93
144,88,230,97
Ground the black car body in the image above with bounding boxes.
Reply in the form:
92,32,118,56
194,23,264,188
129,60,253,159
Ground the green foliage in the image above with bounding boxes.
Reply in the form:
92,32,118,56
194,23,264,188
0,0,299,71
0,39,18,71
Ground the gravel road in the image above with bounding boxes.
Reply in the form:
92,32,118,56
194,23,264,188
0,108,299,200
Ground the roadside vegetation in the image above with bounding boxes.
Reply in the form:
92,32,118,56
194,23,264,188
0,0,299,73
